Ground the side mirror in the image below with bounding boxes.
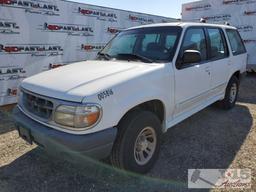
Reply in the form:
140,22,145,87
183,50,201,64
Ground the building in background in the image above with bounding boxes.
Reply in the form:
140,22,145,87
0,0,177,106
182,0,256,72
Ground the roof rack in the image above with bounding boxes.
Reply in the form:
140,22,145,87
200,18,206,23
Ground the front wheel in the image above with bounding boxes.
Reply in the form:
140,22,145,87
218,76,239,110
110,110,162,174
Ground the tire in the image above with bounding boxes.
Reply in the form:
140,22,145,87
218,76,239,110
110,110,162,174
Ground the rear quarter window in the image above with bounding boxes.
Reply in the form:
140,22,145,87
226,29,246,56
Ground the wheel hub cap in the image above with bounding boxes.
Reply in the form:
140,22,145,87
136,136,148,151
229,83,237,103
134,127,157,166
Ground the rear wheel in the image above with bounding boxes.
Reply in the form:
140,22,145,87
110,110,162,174
218,76,239,110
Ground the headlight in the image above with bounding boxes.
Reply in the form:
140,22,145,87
54,104,102,130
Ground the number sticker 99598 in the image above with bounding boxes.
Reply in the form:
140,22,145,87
98,89,114,101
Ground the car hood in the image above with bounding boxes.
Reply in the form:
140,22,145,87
21,60,163,102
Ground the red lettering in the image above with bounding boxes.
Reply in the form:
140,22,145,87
82,45,93,51
0,0,12,5
80,9,93,15
129,15,137,20
47,25,61,30
108,28,118,34
49,64,63,69
8,88,17,96
4,46,19,53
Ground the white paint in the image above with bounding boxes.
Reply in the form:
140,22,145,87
18,23,247,135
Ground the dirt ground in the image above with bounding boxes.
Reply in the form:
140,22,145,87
0,74,255,192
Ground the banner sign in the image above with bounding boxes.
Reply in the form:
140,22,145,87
0,0,175,106
182,0,256,70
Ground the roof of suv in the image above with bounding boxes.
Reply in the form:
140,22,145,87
128,22,237,30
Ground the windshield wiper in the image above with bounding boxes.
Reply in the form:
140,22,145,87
116,53,154,63
97,52,112,60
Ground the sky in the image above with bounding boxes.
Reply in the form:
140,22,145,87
71,0,193,19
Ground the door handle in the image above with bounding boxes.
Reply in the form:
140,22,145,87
205,67,211,75
205,67,210,72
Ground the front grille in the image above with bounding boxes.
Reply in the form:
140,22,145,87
22,91,54,120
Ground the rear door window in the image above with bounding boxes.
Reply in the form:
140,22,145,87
206,28,229,60
226,29,246,55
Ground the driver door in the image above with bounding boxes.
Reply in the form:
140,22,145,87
174,27,211,117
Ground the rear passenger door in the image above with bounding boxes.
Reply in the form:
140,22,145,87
205,27,230,94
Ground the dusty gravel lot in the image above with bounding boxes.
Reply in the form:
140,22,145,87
0,74,255,192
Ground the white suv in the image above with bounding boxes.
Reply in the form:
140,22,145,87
13,22,247,173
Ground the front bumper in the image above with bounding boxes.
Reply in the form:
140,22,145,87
13,106,117,160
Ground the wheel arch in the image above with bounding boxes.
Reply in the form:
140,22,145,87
232,71,241,81
117,99,166,131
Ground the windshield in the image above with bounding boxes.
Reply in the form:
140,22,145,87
98,26,182,63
